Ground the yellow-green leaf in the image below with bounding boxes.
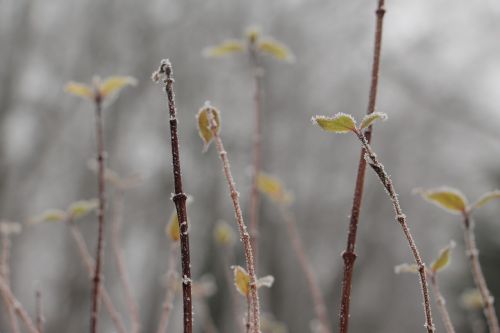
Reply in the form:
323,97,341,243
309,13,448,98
233,265,251,296
68,199,98,219
460,289,483,310
99,76,137,98
256,275,274,289
64,82,94,100
213,221,235,247
420,187,468,214
257,38,294,62
312,113,357,133
394,263,419,274
203,40,245,57
31,209,67,224
431,241,455,272
257,172,293,205
473,190,500,209
360,112,388,130
196,104,220,151
166,212,180,242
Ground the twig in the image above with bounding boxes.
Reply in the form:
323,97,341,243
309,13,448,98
111,188,141,333
91,95,106,333
462,215,499,333
0,276,39,333
157,242,179,333
153,59,193,333
207,109,261,333
1,232,20,333
248,44,263,264
338,1,386,332
35,289,44,333
279,207,331,333
220,248,242,331
429,273,455,333
68,221,128,333
356,131,435,333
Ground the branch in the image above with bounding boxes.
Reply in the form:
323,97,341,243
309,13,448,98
1,233,20,333
0,276,39,333
429,273,456,333
157,242,179,333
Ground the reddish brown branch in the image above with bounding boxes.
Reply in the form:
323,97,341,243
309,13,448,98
1,233,20,333
35,289,44,333
338,1,386,332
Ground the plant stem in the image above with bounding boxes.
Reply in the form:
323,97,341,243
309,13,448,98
153,59,193,333
68,221,127,333
111,189,141,333
1,233,20,333
0,276,39,333
356,131,435,333
90,97,106,333
429,273,455,333
338,2,385,332
248,46,263,264
35,289,43,333
462,215,499,333
208,112,261,333
157,242,179,333
279,206,331,333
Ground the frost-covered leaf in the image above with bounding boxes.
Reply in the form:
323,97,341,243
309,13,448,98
233,265,251,296
257,172,293,205
257,38,295,62
431,241,455,272
472,190,500,210
68,199,97,219
31,209,67,224
360,112,388,130
420,187,468,214
213,221,235,247
196,104,220,151
460,289,483,310
394,263,419,274
312,113,357,133
0,221,22,235
99,76,137,98
166,212,180,242
256,275,274,289
64,82,94,100
203,40,245,57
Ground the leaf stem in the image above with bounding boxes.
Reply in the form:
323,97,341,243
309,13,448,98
153,59,193,333
91,97,106,333
1,232,20,333
356,130,435,333
208,111,261,333
462,215,499,333
338,1,385,332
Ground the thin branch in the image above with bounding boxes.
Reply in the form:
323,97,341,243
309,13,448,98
1,233,20,333
0,276,39,333
207,111,260,333
248,45,263,264
68,222,128,333
35,290,44,333
220,248,243,332
153,59,193,333
111,189,141,333
429,273,455,333
462,215,499,333
356,131,435,333
157,242,179,333
91,97,106,333
279,207,331,333
338,1,386,332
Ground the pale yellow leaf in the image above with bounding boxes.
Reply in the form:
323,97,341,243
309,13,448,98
203,40,245,57
421,187,468,214
166,211,180,242
460,289,484,310
312,113,357,133
99,76,137,98
233,265,251,296
257,172,293,205
473,190,500,209
257,38,295,62
394,263,419,274
31,209,67,224
213,221,235,247
68,199,98,219
360,112,388,130
64,82,94,99
431,241,455,272
196,104,220,151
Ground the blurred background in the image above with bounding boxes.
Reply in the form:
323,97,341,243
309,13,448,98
1,0,500,332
